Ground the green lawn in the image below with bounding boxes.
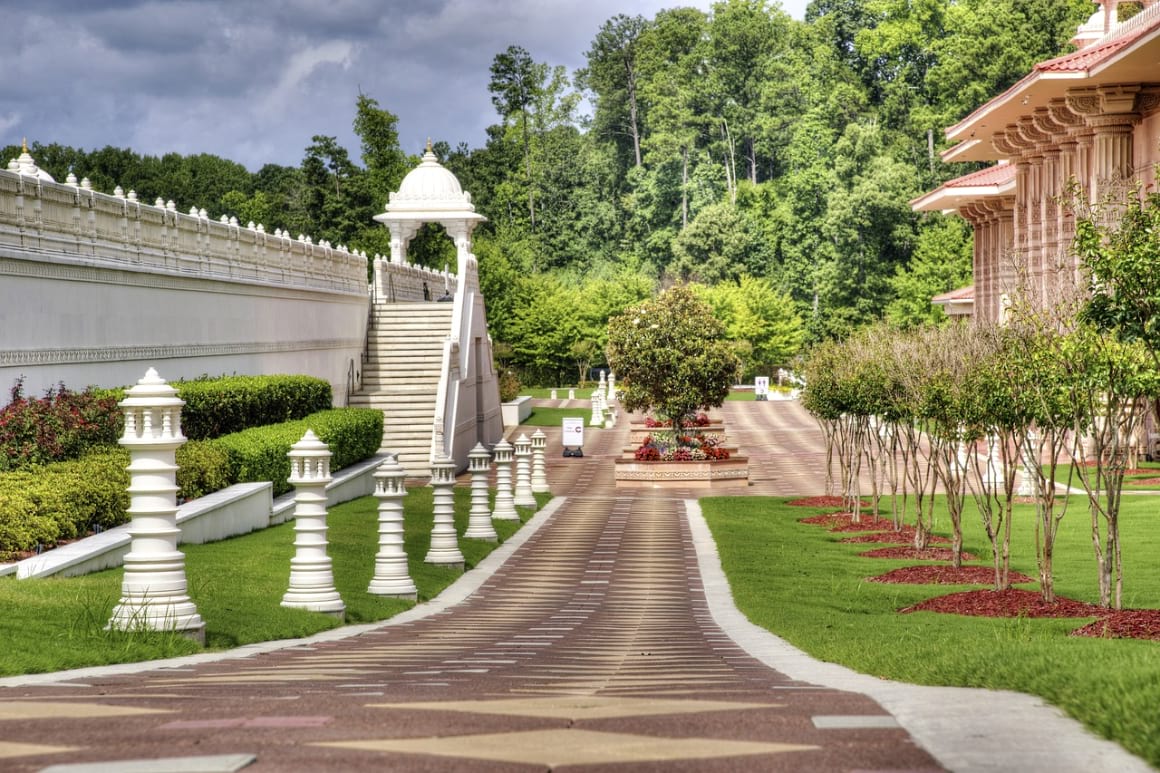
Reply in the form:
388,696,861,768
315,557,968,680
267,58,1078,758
521,387,594,399
702,494,1160,767
523,407,593,427
0,488,547,676
1050,461,1160,492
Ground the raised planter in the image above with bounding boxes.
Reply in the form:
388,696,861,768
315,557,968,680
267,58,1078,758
614,456,750,489
501,395,533,428
628,422,726,445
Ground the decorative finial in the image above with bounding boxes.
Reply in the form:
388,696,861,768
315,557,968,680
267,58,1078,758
21,137,27,153
425,137,433,153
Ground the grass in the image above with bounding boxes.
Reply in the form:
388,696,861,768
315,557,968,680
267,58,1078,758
0,487,547,676
520,387,593,399
702,493,1160,767
1050,461,1160,492
523,407,593,427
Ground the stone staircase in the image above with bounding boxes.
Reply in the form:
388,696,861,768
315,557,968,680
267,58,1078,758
348,301,455,479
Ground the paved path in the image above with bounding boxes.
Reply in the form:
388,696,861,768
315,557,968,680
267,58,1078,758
0,401,1151,772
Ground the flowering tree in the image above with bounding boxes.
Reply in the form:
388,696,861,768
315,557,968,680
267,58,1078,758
606,285,740,436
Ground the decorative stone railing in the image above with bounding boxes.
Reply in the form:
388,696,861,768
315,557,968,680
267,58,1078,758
0,168,366,295
373,256,457,302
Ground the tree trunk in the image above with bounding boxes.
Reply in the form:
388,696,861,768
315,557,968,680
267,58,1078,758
625,64,642,168
681,146,689,230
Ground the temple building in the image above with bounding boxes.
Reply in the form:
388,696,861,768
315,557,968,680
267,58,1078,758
912,0,1160,322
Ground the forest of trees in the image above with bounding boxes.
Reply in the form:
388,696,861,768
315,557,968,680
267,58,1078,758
4,0,1096,386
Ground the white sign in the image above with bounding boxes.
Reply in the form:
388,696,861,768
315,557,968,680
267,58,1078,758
562,417,585,448
754,376,770,398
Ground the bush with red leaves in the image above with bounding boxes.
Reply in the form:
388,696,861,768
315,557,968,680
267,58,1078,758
0,379,120,471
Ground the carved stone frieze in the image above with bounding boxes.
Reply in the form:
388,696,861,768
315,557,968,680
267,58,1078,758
0,339,363,367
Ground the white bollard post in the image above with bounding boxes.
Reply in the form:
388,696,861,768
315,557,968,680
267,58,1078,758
568,388,576,401
984,433,1005,489
492,439,519,520
464,443,498,541
281,430,345,618
550,389,558,401
367,454,417,599
425,454,465,567
607,372,616,402
590,390,604,427
598,382,608,413
513,433,536,507
530,429,549,494
108,369,204,642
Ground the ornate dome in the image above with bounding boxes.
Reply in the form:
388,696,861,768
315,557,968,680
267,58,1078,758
6,140,55,183
383,145,479,216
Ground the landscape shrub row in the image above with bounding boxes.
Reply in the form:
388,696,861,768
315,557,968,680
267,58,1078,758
0,408,382,558
1,375,334,473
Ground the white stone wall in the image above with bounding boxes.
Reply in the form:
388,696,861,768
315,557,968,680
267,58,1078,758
0,168,369,401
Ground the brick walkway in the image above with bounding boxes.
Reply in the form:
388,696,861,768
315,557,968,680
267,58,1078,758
0,401,943,771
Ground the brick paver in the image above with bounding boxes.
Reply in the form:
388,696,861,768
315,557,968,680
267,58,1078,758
0,401,942,771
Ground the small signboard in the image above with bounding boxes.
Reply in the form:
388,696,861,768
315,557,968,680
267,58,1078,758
754,376,770,401
562,417,585,457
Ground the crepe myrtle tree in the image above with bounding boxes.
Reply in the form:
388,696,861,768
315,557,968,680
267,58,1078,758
606,285,740,436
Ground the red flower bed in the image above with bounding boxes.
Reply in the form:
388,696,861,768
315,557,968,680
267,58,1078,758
900,589,1103,618
643,412,711,428
1072,610,1160,640
869,565,1030,584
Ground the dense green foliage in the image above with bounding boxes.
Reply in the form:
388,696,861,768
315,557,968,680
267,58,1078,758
2,0,1095,381
703,495,1160,768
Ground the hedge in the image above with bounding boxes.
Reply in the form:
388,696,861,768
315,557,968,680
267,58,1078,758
0,408,382,558
210,408,383,496
170,375,333,440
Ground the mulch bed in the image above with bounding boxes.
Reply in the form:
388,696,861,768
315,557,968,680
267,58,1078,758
841,530,950,545
859,547,977,561
1071,610,1160,640
798,512,893,531
1131,477,1160,486
869,565,1031,584
788,496,871,508
899,589,1104,618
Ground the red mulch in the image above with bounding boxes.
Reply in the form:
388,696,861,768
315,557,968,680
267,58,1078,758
1132,477,1160,486
859,547,977,561
869,565,1031,584
798,512,893,531
789,496,869,507
1071,610,1160,640
842,530,951,545
900,589,1104,618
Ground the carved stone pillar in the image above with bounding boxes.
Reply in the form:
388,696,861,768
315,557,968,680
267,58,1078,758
1068,86,1140,208
367,454,417,599
108,369,204,643
425,454,465,568
464,443,498,541
491,439,519,521
281,430,345,618
512,433,536,508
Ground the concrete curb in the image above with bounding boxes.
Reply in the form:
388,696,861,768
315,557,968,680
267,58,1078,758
684,498,1155,773
0,497,568,689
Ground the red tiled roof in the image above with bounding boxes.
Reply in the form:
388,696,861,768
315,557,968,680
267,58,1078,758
941,164,1016,188
932,286,974,303
1036,25,1149,73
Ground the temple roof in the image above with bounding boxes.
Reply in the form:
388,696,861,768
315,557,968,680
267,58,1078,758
941,3,1160,163
376,145,485,224
911,163,1015,213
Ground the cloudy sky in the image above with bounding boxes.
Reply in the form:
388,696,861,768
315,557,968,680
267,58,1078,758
3,0,809,172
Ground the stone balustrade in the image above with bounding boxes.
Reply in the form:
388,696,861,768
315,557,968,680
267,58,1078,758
0,168,368,295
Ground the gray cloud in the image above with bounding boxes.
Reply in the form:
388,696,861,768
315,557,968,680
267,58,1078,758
2,0,808,171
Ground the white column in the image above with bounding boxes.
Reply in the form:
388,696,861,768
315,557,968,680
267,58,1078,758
590,390,604,427
464,443,498,541
530,429,549,494
367,454,417,599
281,430,345,618
513,433,536,507
425,454,465,567
607,373,616,402
108,368,204,643
1018,430,1038,498
491,439,519,521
